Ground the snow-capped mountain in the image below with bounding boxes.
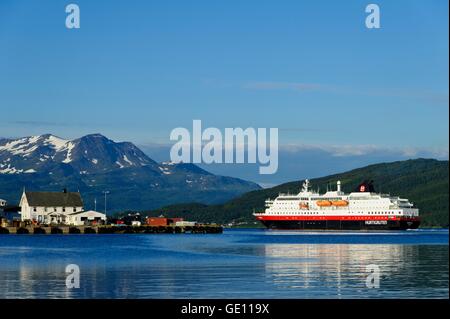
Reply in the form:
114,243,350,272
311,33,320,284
0,134,260,212
0,134,157,174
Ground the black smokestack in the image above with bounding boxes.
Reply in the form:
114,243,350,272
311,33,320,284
355,180,376,193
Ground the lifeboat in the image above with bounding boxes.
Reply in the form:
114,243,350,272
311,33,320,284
316,200,332,207
331,200,349,207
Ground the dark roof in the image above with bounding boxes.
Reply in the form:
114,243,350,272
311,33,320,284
25,191,83,207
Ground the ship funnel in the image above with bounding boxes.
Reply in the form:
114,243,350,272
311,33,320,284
337,181,341,192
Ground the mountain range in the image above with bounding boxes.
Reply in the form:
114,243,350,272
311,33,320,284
145,159,449,227
0,134,260,211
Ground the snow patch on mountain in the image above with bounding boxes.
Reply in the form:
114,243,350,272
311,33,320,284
62,142,75,163
0,164,23,174
116,161,125,168
44,135,69,151
123,155,133,166
159,166,172,175
0,136,40,156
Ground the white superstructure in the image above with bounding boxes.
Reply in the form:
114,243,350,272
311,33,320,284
260,180,419,219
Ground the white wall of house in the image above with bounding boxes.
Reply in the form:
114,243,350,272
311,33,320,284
68,211,106,226
19,191,83,223
19,192,30,221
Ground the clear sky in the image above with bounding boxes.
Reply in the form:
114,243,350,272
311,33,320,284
0,0,448,154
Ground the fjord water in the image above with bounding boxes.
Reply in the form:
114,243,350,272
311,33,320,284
0,229,448,299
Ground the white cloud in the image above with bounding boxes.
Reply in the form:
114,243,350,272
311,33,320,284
279,143,449,159
242,81,449,105
243,81,324,92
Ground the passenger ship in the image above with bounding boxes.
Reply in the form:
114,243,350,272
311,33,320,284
254,180,420,230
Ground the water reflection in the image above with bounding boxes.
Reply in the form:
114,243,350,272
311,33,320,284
263,244,449,298
0,231,448,298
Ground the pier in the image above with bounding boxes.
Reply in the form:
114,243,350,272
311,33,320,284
0,224,223,235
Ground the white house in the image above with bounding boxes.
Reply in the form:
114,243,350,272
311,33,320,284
19,189,84,224
67,210,106,226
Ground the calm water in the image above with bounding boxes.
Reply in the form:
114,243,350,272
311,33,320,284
0,229,448,299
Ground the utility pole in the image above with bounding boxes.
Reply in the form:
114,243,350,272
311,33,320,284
103,191,110,215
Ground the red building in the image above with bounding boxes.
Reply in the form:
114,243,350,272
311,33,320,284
146,217,184,226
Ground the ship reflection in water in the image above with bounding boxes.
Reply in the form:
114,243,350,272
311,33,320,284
263,243,448,298
0,229,448,298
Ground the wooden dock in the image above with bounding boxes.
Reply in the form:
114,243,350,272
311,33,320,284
0,224,223,235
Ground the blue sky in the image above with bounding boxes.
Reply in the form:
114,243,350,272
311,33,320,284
0,0,448,184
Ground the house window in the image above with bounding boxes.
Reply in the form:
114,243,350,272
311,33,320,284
44,207,48,212
33,207,37,212
62,207,66,212
73,207,76,212
54,208,57,212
